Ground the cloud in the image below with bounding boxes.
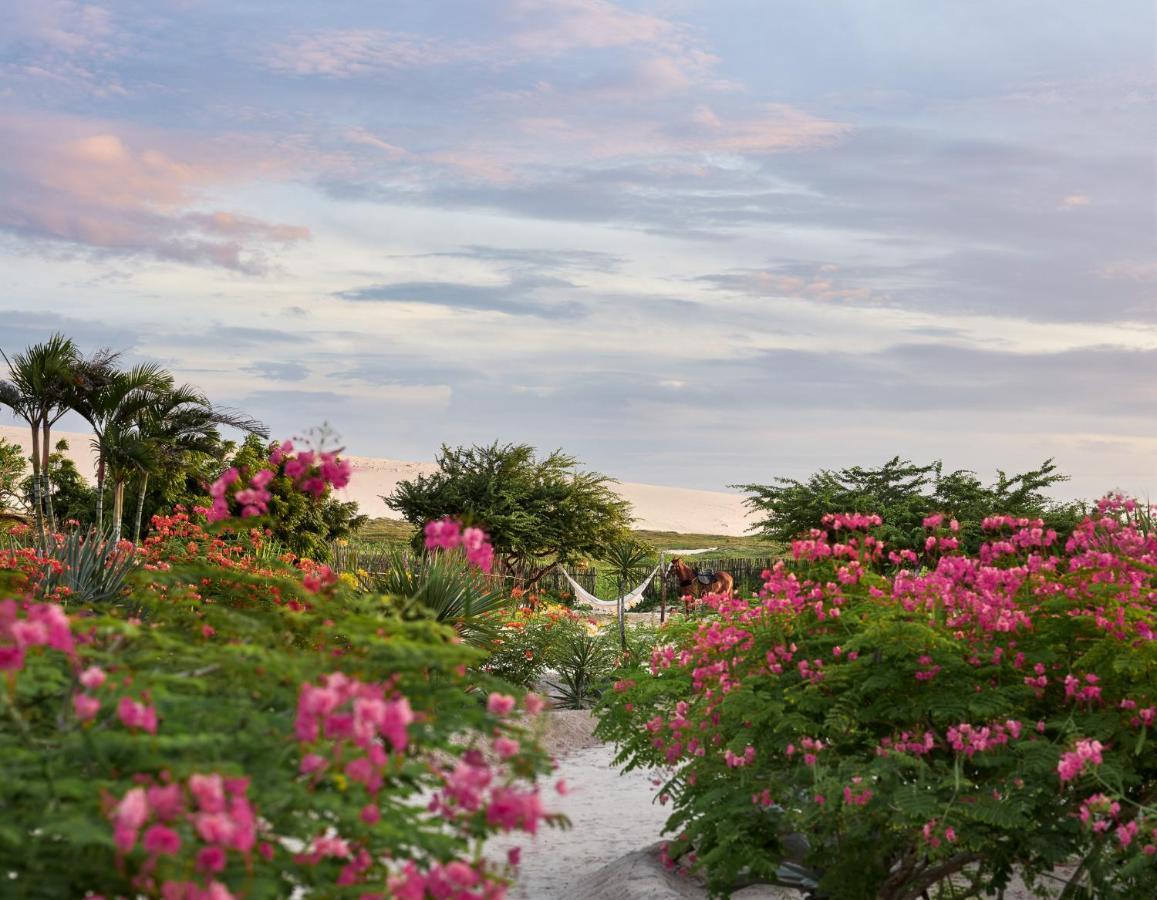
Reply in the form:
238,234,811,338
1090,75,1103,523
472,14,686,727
0,114,310,271
263,29,486,78
336,274,585,319
1059,193,1090,209
700,264,884,305
245,360,310,382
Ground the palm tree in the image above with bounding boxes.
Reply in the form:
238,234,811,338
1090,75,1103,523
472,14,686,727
0,334,81,537
602,538,653,651
127,387,267,542
64,362,168,531
101,418,155,544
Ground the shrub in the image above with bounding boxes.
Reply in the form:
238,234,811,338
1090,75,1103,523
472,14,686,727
385,442,632,584
597,497,1157,899
0,447,559,898
736,456,1081,556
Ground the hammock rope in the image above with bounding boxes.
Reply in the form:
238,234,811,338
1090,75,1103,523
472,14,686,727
558,565,660,610
556,547,717,610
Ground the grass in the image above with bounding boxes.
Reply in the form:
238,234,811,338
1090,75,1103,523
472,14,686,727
353,518,783,558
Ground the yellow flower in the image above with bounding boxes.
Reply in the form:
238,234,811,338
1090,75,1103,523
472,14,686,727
332,773,348,792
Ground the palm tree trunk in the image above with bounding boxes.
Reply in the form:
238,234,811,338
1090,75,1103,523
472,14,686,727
112,480,125,544
41,421,56,533
95,455,106,532
29,420,45,540
133,472,149,544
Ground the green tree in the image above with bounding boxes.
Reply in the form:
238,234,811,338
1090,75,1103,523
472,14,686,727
64,360,165,532
602,538,654,650
227,435,367,560
26,440,98,527
127,384,266,542
735,456,1080,554
0,438,27,515
386,442,633,585
0,334,83,536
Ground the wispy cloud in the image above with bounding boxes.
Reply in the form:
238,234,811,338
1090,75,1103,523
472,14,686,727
0,114,309,271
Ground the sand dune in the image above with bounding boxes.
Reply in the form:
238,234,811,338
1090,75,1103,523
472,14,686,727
0,426,754,536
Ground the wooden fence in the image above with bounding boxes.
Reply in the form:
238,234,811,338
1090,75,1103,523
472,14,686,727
329,542,781,612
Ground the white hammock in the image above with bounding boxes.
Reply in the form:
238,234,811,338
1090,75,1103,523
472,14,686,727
559,564,661,610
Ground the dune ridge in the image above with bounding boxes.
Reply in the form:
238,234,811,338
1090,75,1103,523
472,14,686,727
0,427,753,536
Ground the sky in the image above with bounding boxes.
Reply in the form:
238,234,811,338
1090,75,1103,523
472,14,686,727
1,0,1155,503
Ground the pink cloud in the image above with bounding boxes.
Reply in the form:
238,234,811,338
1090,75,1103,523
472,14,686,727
504,0,681,54
264,29,486,77
0,114,310,272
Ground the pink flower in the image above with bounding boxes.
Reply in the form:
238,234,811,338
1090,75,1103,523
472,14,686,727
361,803,381,824
147,784,185,821
300,753,328,775
79,665,107,690
380,696,414,752
424,517,462,551
73,692,100,721
189,773,226,813
117,696,158,734
0,645,25,671
197,845,227,874
487,692,516,716
143,824,182,856
112,787,149,852
524,693,546,715
494,735,521,759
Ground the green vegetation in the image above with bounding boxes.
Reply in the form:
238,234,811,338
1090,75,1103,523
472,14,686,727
736,455,1081,555
386,441,632,584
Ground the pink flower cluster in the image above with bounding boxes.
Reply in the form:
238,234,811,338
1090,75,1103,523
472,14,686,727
921,819,957,848
424,517,496,573
118,695,159,734
207,439,353,523
723,746,756,768
945,720,1022,758
1058,738,1105,783
295,672,415,796
387,858,509,900
821,512,883,531
0,599,74,670
273,440,352,498
207,467,271,522
107,773,259,899
73,665,106,721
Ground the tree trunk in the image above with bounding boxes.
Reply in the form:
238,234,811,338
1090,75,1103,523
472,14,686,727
29,421,45,541
132,472,150,544
112,479,125,544
617,576,626,651
41,421,56,533
95,455,106,533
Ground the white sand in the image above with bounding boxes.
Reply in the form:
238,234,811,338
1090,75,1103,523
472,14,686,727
1,426,754,535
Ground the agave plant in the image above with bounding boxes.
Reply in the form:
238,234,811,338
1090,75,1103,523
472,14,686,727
544,630,617,709
366,548,512,647
39,529,137,606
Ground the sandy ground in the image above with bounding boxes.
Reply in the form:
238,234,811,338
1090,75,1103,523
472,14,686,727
0,426,754,536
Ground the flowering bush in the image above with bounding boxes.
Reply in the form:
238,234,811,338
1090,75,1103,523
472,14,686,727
0,443,557,897
596,496,1157,898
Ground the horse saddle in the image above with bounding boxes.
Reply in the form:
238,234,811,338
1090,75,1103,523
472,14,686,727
695,572,716,586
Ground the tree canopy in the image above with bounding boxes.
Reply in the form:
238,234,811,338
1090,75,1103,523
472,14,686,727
229,435,367,560
736,456,1082,554
385,442,632,584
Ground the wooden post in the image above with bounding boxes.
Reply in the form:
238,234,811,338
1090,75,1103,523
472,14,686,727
617,575,626,651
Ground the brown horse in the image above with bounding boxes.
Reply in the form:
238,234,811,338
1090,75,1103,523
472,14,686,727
668,557,733,611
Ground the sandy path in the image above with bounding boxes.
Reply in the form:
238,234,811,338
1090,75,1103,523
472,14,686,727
490,741,673,898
